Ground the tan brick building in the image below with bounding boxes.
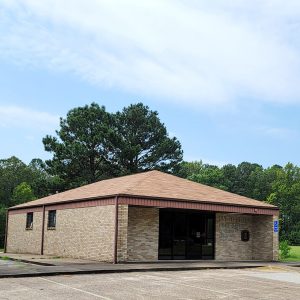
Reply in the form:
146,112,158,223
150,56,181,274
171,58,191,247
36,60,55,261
5,171,279,262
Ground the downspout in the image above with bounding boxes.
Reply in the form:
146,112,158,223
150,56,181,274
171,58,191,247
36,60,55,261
41,205,46,255
113,196,119,264
4,209,9,253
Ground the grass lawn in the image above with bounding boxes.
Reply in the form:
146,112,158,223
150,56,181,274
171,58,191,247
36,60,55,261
281,246,300,262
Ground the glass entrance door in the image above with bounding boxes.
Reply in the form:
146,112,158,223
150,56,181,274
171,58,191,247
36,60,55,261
186,213,204,259
158,209,215,260
172,212,186,259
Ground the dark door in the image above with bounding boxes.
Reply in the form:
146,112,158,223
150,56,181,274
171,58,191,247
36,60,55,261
186,213,204,259
158,210,173,259
172,212,186,259
202,215,214,259
158,210,215,260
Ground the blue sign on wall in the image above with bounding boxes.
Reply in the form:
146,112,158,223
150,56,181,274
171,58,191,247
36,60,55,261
274,220,279,233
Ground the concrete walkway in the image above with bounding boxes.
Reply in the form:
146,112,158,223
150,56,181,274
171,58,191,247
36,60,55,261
0,252,298,278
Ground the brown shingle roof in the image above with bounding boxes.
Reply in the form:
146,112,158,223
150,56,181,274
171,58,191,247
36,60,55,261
11,170,277,209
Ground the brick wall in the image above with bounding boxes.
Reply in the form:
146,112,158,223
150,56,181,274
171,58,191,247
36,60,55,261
252,215,279,261
215,213,253,260
6,206,278,262
43,205,115,261
215,213,278,261
6,212,42,254
6,205,160,262
127,207,159,261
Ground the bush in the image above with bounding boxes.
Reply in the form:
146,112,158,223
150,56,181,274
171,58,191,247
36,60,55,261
288,226,300,245
279,240,291,259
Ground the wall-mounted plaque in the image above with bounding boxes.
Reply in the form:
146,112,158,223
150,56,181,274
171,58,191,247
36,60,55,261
241,230,250,242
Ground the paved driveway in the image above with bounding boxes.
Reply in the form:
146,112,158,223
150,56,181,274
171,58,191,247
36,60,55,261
0,267,300,299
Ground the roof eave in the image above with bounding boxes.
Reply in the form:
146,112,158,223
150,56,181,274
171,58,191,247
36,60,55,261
8,192,279,211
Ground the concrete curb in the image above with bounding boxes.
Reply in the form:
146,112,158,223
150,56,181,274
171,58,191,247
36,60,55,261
0,265,265,279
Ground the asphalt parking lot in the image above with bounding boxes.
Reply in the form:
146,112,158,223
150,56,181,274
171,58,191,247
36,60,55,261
0,267,300,300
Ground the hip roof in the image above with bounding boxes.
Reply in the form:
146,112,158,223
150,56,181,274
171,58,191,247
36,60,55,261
10,170,278,210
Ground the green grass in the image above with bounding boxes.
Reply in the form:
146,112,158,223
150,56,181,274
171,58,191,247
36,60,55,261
281,246,300,262
0,256,10,261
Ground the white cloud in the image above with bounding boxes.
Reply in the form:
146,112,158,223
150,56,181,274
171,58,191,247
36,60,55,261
1,1,300,110
0,105,59,129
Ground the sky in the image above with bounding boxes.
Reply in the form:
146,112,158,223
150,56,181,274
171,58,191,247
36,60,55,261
0,0,300,167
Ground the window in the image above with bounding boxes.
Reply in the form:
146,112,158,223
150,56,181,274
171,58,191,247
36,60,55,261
241,230,250,242
48,210,56,229
26,212,33,229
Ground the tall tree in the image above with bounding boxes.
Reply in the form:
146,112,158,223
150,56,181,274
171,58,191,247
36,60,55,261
0,156,56,247
188,164,227,190
177,160,300,244
220,164,237,192
28,158,65,198
43,102,183,187
43,103,115,187
0,156,33,207
267,163,300,244
112,103,183,174
232,162,264,198
175,161,204,178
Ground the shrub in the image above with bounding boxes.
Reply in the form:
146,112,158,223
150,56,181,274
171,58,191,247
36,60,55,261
279,240,291,259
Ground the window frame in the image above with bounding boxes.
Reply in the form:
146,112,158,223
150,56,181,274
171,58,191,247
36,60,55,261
47,210,56,230
26,212,33,230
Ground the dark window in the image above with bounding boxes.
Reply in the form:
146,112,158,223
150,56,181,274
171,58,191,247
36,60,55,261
26,212,33,229
241,230,250,242
48,210,56,229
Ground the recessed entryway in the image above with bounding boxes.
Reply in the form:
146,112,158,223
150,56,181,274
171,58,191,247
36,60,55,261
158,209,215,260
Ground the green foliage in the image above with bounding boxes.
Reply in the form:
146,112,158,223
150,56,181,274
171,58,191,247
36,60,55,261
283,246,300,262
177,160,300,244
0,156,65,247
43,102,183,186
0,156,33,207
0,206,6,248
175,161,204,178
113,103,183,174
0,256,10,260
0,156,62,205
267,163,300,244
28,158,65,198
11,182,36,206
188,163,227,190
279,240,291,259
43,103,114,187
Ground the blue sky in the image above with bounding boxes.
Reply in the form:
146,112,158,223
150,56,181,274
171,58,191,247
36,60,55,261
0,0,300,167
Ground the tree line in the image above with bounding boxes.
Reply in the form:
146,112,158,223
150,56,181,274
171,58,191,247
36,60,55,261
0,103,299,247
175,161,300,244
